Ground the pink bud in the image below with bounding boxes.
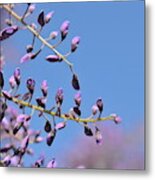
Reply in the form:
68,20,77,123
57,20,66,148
74,92,82,106
46,55,60,63
20,53,32,63
47,158,57,168
45,11,54,24
60,20,70,40
41,80,48,97
92,104,99,115
55,122,66,130
71,36,80,52
9,75,16,89
50,31,58,39
28,4,35,14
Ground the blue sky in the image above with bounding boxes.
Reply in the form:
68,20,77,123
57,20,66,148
2,1,144,167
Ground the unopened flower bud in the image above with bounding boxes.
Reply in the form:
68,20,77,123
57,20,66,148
47,158,57,168
55,122,66,130
92,104,99,115
41,80,48,97
72,74,80,90
14,67,20,85
9,75,16,89
95,127,103,145
60,20,70,41
46,55,61,63
27,78,35,94
55,88,64,105
50,31,58,39
71,36,80,52
0,25,18,41
96,98,103,113
28,4,35,14
74,92,81,106
45,11,54,24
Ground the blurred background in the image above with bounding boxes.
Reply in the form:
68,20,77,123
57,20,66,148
1,0,144,169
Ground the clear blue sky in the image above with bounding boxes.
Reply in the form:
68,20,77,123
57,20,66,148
2,0,144,167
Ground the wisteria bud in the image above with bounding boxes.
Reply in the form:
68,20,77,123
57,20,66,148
84,125,93,136
38,10,45,27
110,113,122,124
0,25,18,41
46,130,56,146
73,106,81,116
9,75,16,89
27,78,35,94
2,90,12,100
36,97,46,109
96,98,103,113
50,31,58,39
41,80,48,97
20,53,32,63
92,104,99,115
14,67,21,85
28,4,35,14
26,44,33,53
55,122,66,130
55,88,64,105
74,92,81,106
60,20,70,41
20,135,29,150
45,11,54,24
71,36,80,52
44,120,52,133
45,55,61,63
72,74,80,90
47,158,57,168
95,127,103,145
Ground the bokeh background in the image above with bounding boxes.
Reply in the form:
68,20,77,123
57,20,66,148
1,0,144,169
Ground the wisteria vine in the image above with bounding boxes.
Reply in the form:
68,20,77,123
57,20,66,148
0,3,121,168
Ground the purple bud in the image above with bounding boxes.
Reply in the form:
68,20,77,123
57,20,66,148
96,98,103,113
45,11,54,24
74,92,81,107
55,122,66,130
50,31,58,39
9,75,16,89
45,55,61,63
2,90,12,100
2,155,11,166
92,104,99,115
55,88,64,105
38,11,45,27
34,156,44,167
10,155,20,167
16,114,31,123
72,74,80,90
84,126,93,136
20,53,32,63
46,130,56,146
44,120,52,133
26,44,33,53
27,78,35,94
14,67,21,85
47,158,57,168
111,114,122,124
73,106,81,116
1,117,10,133
60,20,70,40
41,80,48,97
28,4,35,14
0,25,18,41
0,144,12,153
71,36,80,52
95,127,103,145
36,97,46,109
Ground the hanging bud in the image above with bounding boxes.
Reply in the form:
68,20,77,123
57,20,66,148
50,31,58,39
36,97,46,109
96,98,103,113
45,11,54,24
92,104,99,116
47,158,57,168
38,11,45,27
73,106,81,116
55,121,66,130
34,156,44,168
45,55,61,63
41,80,48,97
26,44,33,53
95,127,103,145
71,36,80,52
84,125,93,136
60,20,70,41
27,78,35,94
9,75,16,89
44,120,52,133
2,90,12,100
0,25,18,41
46,130,56,146
72,74,80,90
28,4,35,14
20,53,32,63
20,135,29,150
74,92,81,106
110,114,122,124
14,67,21,86
0,71,4,89
55,88,64,105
